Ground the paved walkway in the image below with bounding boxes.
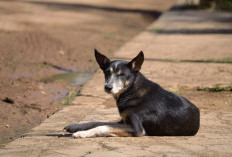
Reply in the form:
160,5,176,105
1,0,232,156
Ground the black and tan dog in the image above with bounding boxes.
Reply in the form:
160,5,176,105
64,49,200,138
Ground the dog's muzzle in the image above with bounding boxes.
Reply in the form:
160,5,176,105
104,85,112,93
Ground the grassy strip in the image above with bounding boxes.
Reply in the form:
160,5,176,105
181,57,232,64
198,84,232,92
143,56,232,64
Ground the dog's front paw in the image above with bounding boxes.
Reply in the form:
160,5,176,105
64,124,77,133
64,123,84,133
72,131,90,138
64,122,97,133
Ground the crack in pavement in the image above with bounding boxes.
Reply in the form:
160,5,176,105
99,141,118,151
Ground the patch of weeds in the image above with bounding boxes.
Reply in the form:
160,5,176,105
152,27,162,33
108,49,113,53
168,88,183,96
35,63,44,70
59,87,79,105
104,33,115,39
104,33,122,41
198,84,232,92
149,57,232,64
181,57,232,64
159,58,175,62
216,0,232,10
200,0,232,11
145,58,176,62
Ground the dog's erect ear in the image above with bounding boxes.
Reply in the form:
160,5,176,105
128,51,144,72
95,49,110,70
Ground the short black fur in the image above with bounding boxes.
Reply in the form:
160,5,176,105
117,73,200,136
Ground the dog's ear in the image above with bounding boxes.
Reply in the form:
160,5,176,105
95,49,110,70
128,51,144,72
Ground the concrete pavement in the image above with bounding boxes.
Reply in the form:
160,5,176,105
1,0,232,156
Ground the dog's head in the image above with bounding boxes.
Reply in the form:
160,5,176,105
94,49,144,98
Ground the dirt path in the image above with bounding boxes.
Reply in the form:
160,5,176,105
0,0,176,148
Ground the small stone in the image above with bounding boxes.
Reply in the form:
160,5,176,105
59,50,65,55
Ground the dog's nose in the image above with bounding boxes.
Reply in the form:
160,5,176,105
104,85,112,92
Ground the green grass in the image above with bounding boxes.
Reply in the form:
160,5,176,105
181,57,232,64
104,33,115,39
153,27,162,33
108,49,113,53
144,57,232,64
59,87,79,105
198,84,232,92
104,33,122,41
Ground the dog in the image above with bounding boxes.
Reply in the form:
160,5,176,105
64,49,200,138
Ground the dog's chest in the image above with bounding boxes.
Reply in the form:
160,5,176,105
116,96,141,122
120,110,129,122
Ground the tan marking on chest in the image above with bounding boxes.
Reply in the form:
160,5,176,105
120,110,129,122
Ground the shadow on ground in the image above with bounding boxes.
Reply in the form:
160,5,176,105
46,134,73,138
15,0,161,18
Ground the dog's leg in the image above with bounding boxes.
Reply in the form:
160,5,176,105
64,121,122,133
72,124,133,138
127,114,145,137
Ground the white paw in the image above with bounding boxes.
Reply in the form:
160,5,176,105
72,131,90,138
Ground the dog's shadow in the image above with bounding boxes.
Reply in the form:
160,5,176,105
22,133,73,138
46,133,73,138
